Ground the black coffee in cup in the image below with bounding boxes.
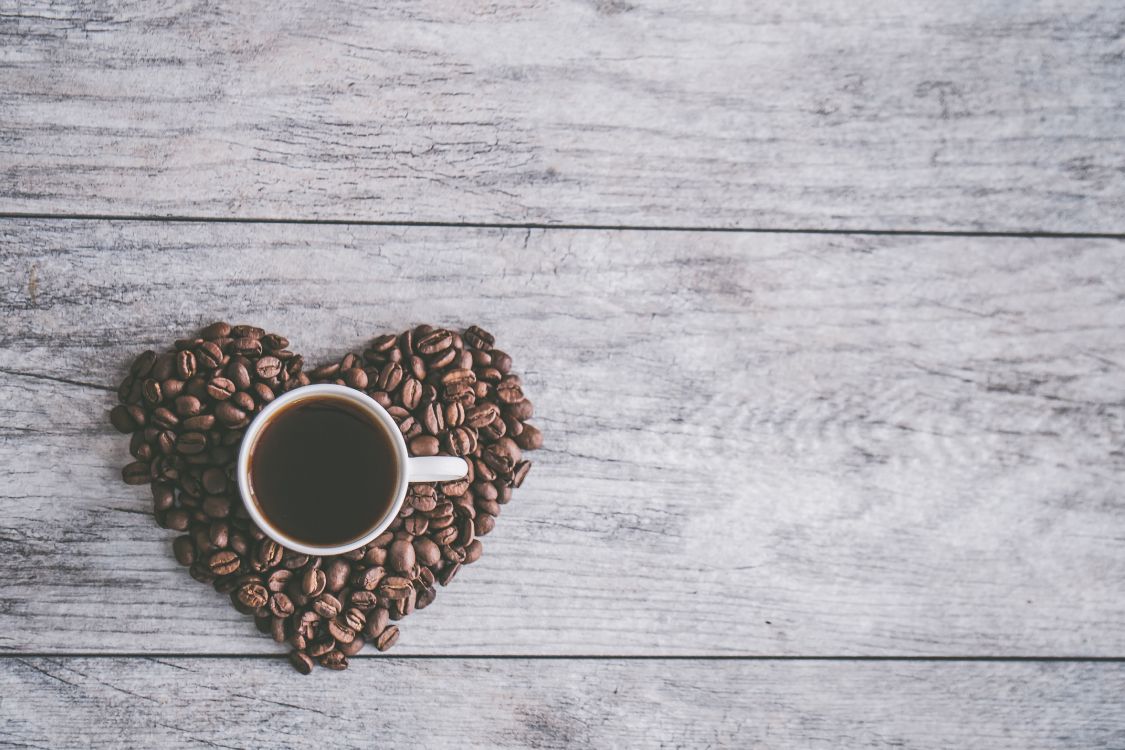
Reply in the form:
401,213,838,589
248,395,398,546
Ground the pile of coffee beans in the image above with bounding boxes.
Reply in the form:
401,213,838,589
110,323,540,673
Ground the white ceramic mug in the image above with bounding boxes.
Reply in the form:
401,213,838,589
237,383,468,556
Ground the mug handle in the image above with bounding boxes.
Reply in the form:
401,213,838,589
406,456,469,482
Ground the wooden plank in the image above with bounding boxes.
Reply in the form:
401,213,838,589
1,1,1123,231
1,220,1124,655
1,657,1123,748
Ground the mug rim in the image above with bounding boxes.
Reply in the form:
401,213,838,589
236,383,410,556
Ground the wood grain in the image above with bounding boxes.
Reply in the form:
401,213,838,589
1,657,1123,749
1,220,1124,656
2,1,1123,231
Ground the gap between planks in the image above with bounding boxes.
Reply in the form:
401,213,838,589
3,654,1125,662
0,211,1123,240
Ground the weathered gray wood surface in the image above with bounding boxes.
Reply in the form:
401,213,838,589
2,657,1123,749
2,1,1124,231
2,219,1123,655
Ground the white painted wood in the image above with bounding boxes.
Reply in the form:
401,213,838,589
1,220,1123,655
1,1,1123,231
2,657,1123,748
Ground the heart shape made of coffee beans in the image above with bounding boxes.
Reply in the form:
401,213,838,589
109,323,540,673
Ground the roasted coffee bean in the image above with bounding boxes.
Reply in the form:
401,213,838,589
370,333,398,352
196,340,224,369
256,356,283,379
479,418,506,441
209,521,230,549
141,379,163,405
122,461,151,485
342,367,368,389
474,458,497,483
231,324,264,340
319,650,348,670
376,361,404,392
415,329,453,355
238,582,269,609
109,404,138,433
340,607,366,632
173,395,203,417
438,562,461,586
511,460,531,488
458,514,476,548
233,337,263,356
267,568,293,593
338,634,365,657
465,402,499,428
442,544,466,564
201,321,232,339
313,593,342,619
151,407,179,430
398,377,422,409
302,567,327,597
353,566,386,591
257,539,283,568
183,414,216,431
251,381,274,405
416,586,437,610
387,540,415,574
375,625,400,651
363,607,390,639
283,552,310,570
270,592,295,618
202,494,230,518
476,497,501,517
475,513,496,536
463,325,494,350
152,482,175,512
437,403,462,430
229,531,250,558
415,401,441,435
427,347,457,370
484,437,521,472
231,391,255,413
175,350,197,379
403,485,435,512
413,537,441,567
172,536,196,566
130,349,158,378
311,362,341,380
432,524,458,546
308,635,335,658
161,378,186,401
270,615,287,643
199,467,226,494
226,360,251,390
206,377,236,400
214,402,247,427
208,550,240,576
327,618,355,644
445,426,477,456
176,431,207,455
404,515,429,536
473,480,499,502
323,558,350,593
409,435,439,456
289,649,314,675
378,576,413,600
350,590,379,610
262,333,289,351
